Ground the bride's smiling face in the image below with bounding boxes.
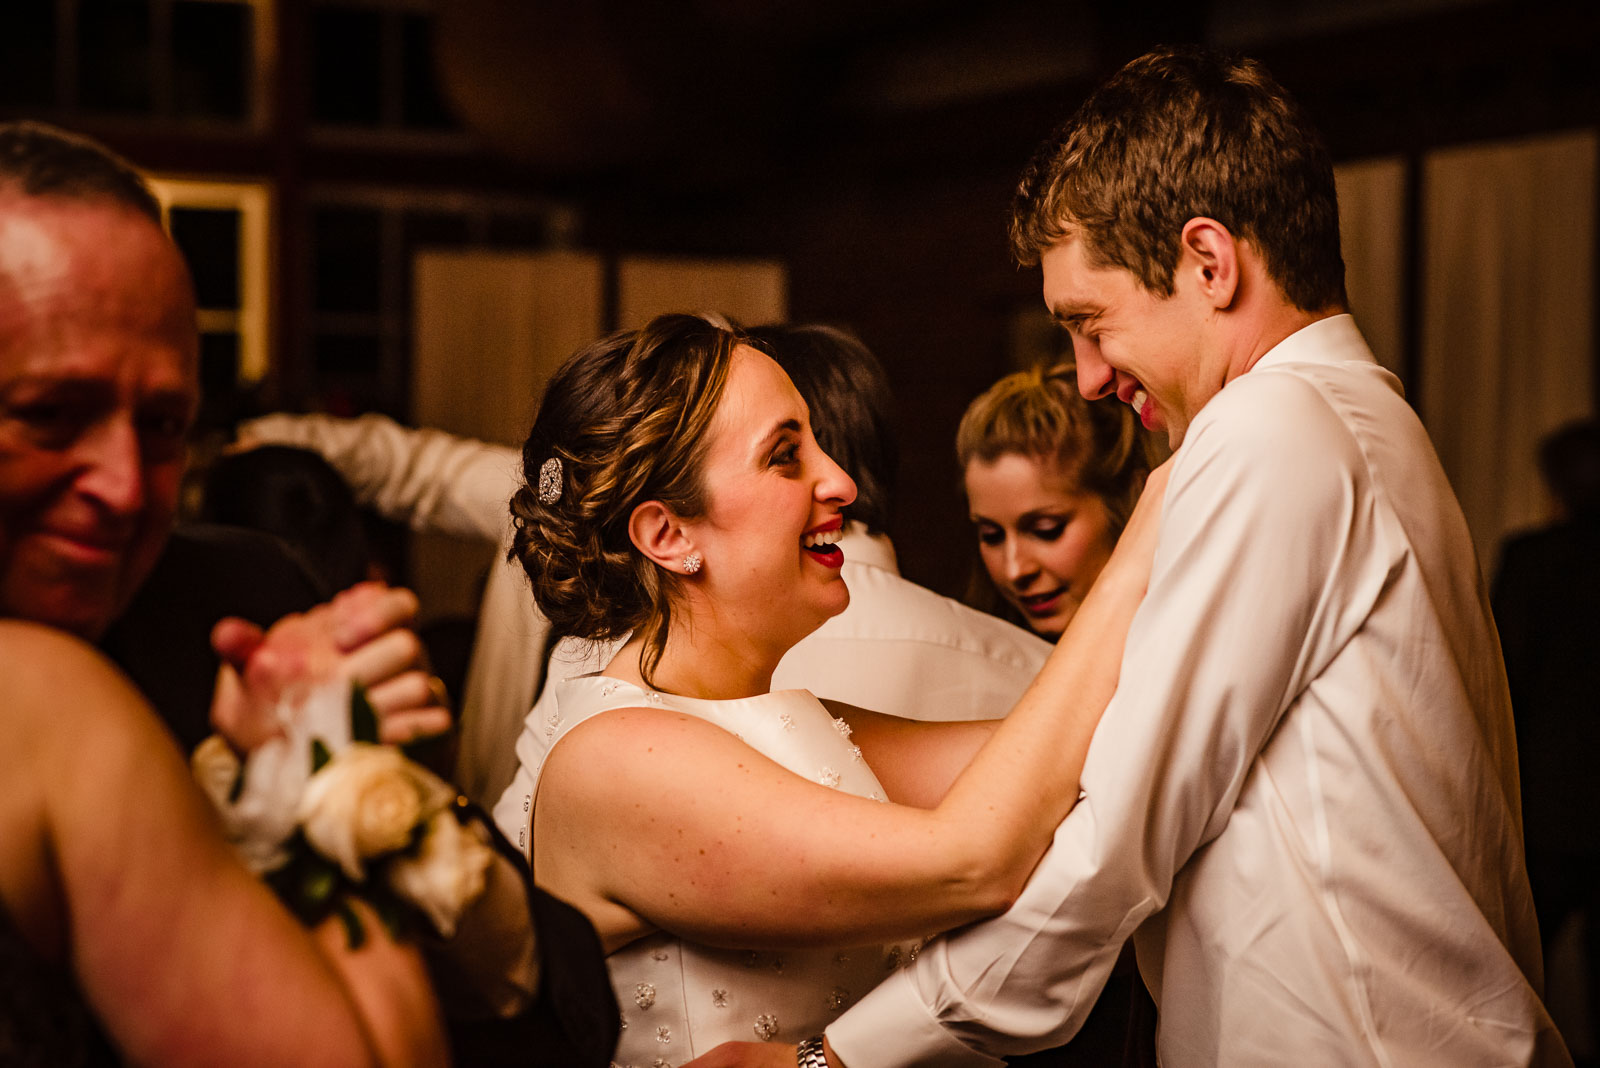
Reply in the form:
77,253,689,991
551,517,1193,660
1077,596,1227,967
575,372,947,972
686,345,856,649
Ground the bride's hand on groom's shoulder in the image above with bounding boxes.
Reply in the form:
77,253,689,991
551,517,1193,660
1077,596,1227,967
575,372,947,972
682,1041,799,1067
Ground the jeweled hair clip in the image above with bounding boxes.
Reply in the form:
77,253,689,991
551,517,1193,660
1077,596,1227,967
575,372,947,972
537,457,563,504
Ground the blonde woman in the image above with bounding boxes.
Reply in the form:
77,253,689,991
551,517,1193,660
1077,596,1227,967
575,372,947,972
957,364,1160,640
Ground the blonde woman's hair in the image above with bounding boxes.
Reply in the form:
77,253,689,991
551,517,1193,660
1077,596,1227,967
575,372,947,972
956,363,1156,537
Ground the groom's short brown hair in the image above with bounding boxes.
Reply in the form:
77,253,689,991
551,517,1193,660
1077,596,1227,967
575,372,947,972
1010,45,1347,314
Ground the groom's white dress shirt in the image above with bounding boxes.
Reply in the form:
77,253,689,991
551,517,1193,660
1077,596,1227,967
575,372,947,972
827,316,1568,1067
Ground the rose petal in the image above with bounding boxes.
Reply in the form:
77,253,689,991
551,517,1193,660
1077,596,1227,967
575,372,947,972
386,811,494,937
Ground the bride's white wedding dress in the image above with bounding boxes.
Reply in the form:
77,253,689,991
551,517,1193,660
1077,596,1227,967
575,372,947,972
528,674,920,1067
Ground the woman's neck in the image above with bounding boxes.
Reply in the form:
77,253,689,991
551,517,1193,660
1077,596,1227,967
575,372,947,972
606,623,780,701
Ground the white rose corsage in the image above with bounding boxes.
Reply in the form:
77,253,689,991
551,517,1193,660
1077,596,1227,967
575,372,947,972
192,678,493,944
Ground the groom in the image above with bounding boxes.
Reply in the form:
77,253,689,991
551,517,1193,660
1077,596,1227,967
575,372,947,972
695,46,1566,1068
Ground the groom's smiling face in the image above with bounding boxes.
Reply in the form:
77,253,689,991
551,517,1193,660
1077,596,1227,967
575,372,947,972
0,194,198,638
1040,235,1213,449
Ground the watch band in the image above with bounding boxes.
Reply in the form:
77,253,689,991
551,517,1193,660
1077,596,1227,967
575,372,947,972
797,1035,829,1068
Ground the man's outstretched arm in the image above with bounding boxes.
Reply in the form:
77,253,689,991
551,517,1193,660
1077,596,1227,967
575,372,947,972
240,411,520,542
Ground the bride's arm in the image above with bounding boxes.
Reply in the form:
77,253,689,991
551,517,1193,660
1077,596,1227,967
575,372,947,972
820,704,996,810
537,466,1167,951
0,622,446,1068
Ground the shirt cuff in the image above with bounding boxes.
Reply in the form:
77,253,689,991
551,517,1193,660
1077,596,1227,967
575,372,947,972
824,969,1004,1068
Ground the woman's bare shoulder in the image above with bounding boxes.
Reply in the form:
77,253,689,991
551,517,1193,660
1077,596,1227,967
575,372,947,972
543,703,768,783
0,618,90,657
0,622,138,717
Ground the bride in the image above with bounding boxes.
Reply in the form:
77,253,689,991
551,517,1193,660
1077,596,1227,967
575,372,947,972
510,313,1161,1065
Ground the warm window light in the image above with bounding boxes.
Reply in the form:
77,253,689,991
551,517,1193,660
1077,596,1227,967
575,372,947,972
147,176,273,385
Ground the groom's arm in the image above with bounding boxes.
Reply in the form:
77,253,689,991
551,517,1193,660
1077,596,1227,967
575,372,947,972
824,376,1385,1066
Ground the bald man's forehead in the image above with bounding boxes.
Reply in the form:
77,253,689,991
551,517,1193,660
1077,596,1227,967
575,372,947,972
0,194,199,385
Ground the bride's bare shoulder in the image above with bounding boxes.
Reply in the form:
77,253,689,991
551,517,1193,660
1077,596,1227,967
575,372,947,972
548,703,741,765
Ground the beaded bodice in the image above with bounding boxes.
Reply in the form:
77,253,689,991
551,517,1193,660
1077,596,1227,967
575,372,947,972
531,674,918,1067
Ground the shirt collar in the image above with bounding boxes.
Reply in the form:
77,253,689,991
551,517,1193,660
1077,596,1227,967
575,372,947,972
839,522,899,574
1249,313,1373,374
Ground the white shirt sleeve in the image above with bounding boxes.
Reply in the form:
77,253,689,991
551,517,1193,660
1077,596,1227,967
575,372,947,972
240,412,522,543
826,372,1393,1065
242,413,542,809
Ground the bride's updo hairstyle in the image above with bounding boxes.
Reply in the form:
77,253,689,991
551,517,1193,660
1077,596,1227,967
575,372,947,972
510,312,739,683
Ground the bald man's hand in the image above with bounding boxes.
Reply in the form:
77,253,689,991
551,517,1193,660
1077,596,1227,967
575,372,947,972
209,581,453,752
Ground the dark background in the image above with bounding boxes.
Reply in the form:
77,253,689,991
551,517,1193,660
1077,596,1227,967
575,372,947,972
3,0,1597,593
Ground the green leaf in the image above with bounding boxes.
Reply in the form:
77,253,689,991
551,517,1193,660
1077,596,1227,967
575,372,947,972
336,899,367,950
370,891,409,942
350,682,378,745
310,737,332,773
301,860,340,907
264,842,340,928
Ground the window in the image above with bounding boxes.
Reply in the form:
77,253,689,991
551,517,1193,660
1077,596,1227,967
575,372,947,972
303,188,575,416
0,0,270,127
309,0,458,135
147,176,273,421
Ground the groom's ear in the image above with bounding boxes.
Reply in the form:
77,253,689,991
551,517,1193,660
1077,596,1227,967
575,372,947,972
629,500,696,573
1178,216,1240,310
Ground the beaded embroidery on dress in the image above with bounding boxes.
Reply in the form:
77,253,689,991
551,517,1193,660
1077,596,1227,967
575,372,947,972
531,674,920,1068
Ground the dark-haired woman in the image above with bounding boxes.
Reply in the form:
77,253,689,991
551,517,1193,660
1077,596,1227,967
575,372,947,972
510,314,1164,1063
